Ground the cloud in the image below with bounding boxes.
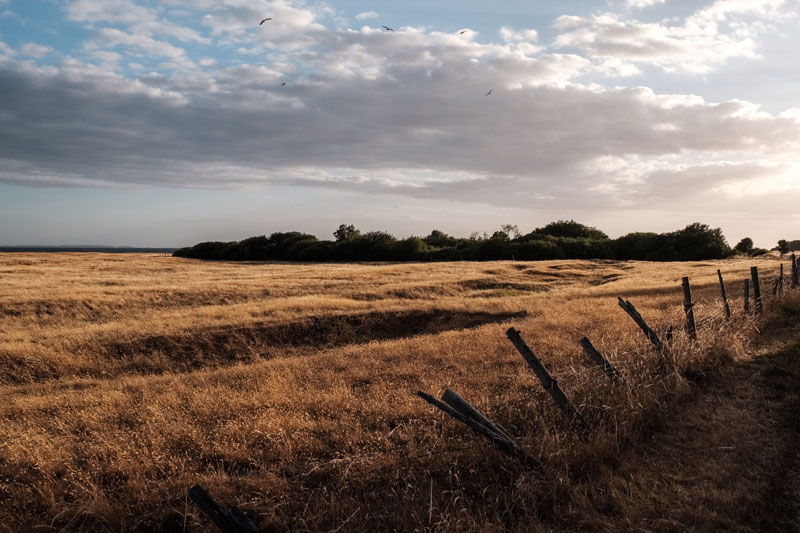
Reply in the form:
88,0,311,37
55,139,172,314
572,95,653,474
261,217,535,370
626,0,666,7
355,11,378,21
19,42,53,59
0,0,798,221
554,0,788,73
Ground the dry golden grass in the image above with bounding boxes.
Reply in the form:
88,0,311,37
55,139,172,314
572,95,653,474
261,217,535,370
0,253,795,531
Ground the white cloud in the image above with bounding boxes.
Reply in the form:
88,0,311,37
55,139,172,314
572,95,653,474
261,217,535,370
19,42,53,59
67,0,209,44
626,0,666,7
355,11,378,21
554,0,789,73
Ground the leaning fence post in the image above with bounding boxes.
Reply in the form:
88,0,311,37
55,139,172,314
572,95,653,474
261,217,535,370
506,327,591,439
717,270,731,319
416,390,543,469
617,297,666,353
579,337,623,384
751,266,762,314
188,485,259,533
744,278,750,313
682,277,697,340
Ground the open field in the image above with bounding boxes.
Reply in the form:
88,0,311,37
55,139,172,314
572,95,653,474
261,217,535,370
0,253,796,531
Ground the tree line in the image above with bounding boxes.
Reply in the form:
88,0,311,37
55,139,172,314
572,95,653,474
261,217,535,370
172,220,798,262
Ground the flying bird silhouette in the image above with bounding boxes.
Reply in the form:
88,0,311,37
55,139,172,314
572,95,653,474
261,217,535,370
259,17,272,25
382,25,395,31
459,29,470,35
280,82,286,86
485,89,493,96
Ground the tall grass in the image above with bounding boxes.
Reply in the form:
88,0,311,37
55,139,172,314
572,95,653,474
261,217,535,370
0,253,789,530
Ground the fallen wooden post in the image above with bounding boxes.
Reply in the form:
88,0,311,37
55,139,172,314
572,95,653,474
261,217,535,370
744,278,750,313
579,336,623,384
717,269,731,319
189,485,259,533
682,277,697,340
617,297,666,353
506,327,591,439
441,388,514,442
416,390,543,469
751,266,762,314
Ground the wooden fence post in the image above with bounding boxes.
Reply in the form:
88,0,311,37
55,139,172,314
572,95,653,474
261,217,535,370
751,266,762,314
717,269,731,319
506,328,591,439
579,337,624,384
617,297,666,352
416,390,543,469
188,485,259,533
744,278,750,313
779,263,784,294
792,253,799,289
682,277,697,340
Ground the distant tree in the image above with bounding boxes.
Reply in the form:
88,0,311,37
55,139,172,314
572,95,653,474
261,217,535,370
333,224,361,243
500,224,521,239
532,220,609,240
777,239,791,256
734,237,754,255
423,229,458,248
751,248,769,257
491,230,510,241
672,223,730,260
790,239,800,252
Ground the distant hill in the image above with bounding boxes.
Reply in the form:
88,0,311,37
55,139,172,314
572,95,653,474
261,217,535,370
0,246,177,253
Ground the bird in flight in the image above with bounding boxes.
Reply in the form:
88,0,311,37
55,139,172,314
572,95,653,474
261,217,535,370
459,29,470,35
280,82,286,86
259,17,272,25
382,25,395,31
485,89,493,96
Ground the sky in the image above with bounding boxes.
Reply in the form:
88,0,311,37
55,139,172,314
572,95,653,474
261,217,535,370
0,0,799,247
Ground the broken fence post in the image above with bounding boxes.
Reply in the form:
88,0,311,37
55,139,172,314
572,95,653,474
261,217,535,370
717,269,731,319
617,297,666,353
416,390,543,469
751,266,762,314
744,278,750,313
682,277,697,340
506,327,591,439
579,336,623,384
440,388,514,443
188,485,259,533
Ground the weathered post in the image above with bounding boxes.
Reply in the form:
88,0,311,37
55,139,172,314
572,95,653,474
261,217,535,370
751,266,762,314
779,263,784,294
792,253,799,289
506,327,591,439
579,337,624,384
416,390,543,469
682,277,697,340
189,485,259,533
617,297,666,353
744,278,750,313
717,269,731,319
